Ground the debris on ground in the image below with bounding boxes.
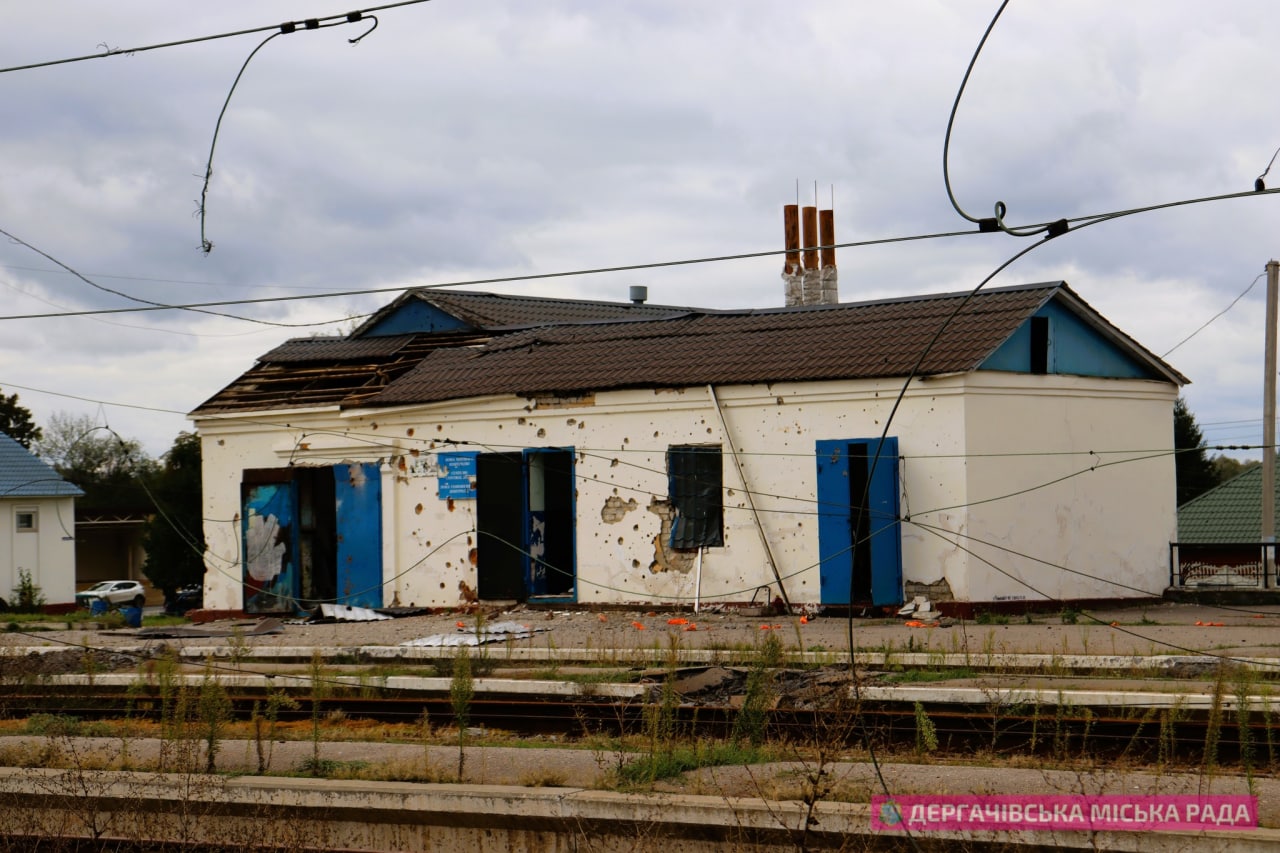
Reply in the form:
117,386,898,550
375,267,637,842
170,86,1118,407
640,664,859,711
136,618,285,640
312,603,392,623
400,620,547,647
0,648,140,677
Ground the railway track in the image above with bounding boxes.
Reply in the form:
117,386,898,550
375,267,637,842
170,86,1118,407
0,667,1271,767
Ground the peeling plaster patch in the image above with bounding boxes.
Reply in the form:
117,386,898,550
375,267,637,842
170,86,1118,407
601,495,638,523
447,499,456,512
646,497,695,574
468,548,478,566
537,428,546,438
407,427,415,437
904,577,955,603
414,503,423,515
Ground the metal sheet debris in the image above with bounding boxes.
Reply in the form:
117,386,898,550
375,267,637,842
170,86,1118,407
135,618,286,639
401,620,546,647
315,603,392,622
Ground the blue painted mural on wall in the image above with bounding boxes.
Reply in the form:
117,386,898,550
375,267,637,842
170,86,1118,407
242,481,298,613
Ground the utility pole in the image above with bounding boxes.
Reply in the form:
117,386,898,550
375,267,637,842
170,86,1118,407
1264,260,1278,586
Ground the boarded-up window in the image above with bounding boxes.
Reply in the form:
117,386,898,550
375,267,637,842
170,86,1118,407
667,445,723,549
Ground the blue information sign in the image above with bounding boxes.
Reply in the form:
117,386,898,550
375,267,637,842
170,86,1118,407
437,451,478,499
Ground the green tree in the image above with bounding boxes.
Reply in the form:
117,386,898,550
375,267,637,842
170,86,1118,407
35,412,156,509
141,432,206,599
1209,453,1259,484
1174,397,1219,505
0,389,42,449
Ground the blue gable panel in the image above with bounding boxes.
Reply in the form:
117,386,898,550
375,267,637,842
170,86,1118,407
980,300,1156,379
360,299,473,337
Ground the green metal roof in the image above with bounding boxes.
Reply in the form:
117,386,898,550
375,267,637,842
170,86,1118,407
1177,465,1275,543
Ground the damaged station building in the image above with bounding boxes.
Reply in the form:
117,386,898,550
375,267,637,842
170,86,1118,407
190,205,1186,618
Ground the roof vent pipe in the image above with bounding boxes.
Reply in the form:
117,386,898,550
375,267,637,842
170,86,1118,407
629,285,648,305
782,204,802,307
819,208,838,305
801,206,822,305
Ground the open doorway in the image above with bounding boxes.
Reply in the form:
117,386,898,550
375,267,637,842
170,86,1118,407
475,447,576,602
241,463,382,613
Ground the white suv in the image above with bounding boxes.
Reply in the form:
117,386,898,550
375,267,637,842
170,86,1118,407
75,580,146,609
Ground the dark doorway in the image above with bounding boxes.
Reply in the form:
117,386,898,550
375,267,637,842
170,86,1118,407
241,464,383,614
476,448,577,602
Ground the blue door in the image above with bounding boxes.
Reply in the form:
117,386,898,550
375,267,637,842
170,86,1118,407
243,464,383,613
815,437,903,607
334,462,383,608
242,479,300,614
525,448,576,600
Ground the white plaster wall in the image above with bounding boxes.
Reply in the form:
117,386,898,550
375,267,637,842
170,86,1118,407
953,374,1177,603
0,497,77,607
193,373,1176,610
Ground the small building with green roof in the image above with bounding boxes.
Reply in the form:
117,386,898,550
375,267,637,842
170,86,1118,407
1175,465,1273,588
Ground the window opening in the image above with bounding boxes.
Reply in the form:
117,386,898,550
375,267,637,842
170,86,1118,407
667,445,724,548
1030,315,1051,374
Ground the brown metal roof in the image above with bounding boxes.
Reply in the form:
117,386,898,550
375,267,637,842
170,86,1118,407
263,335,420,363
352,288,695,336
191,331,488,415
362,283,1086,407
193,282,1185,417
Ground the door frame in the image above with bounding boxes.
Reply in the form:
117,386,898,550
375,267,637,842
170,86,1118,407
815,437,903,607
475,447,577,603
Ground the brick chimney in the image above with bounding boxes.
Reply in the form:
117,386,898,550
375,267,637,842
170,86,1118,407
801,206,822,305
783,203,838,306
819,208,838,304
782,204,803,306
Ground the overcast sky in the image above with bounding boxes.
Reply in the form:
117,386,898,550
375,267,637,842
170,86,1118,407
1,1,1277,458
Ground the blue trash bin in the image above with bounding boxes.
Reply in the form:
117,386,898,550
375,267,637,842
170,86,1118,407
120,606,142,628
89,598,108,616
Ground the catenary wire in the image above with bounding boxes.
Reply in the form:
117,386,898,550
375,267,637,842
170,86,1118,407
0,226,364,329
0,184,1273,326
1161,272,1265,358
0,1,438,75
